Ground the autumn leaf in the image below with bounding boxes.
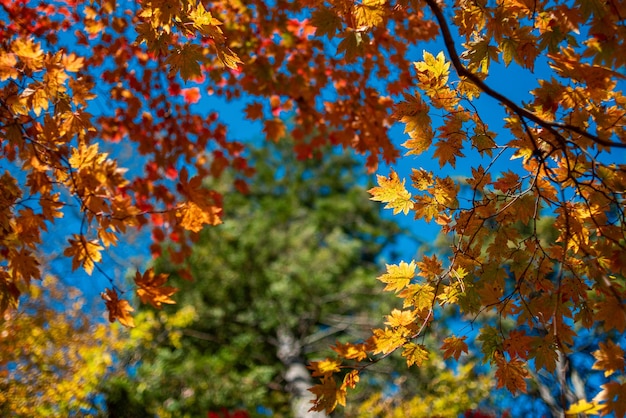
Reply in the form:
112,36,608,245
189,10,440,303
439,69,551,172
101,288,135,328
372,327,406,355
377,261,416,293
441,336,469,361
494,353,529,394
263,118,286,142
402,342,429,367
308,375,346,414
565,399,605,416
341,370,360,390
134,268,177,309
9,248,40,284
177,201,222,232
332,342,369,362
166,44,205,81
368,170,413,215
308,359,342,377
598,381,626,418
63,235,104,275
311,7,341,38
592,340,625,377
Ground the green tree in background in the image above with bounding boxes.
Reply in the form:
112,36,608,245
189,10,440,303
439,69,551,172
106,141,402,417
104,139,498,418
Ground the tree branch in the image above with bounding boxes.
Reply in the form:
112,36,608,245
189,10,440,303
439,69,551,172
424,0,626,150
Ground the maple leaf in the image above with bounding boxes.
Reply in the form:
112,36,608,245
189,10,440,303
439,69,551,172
177,201,222,232
309,359,342,377
433,137,465,168
598,381,626,418
565,399,605,416
9,248,40,284
311,7,342,38
592,340,625,377
0,51,18,81
215,46,242,70
595,296,626,332
368,170,413,215
166,44,205,81
493,170,521,193
377,261,416,293
336,31,363,61
12,37,44,71
332,342,369,361
134,268,177,309
354,0,386,28
341,370,360,390
504,330,533,360
395,93,434,156
402,342,429,367
441,336,469,360
494,353,529,394
372,327,406,355
244,102,264,120
263,118,286,142
101,288,135,328
399,283,435,311
308,375,346,414
385,308,417,328
63,235,104,275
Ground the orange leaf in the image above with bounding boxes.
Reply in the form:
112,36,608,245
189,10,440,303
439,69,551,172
441,336,469,360
592,340,625,377
134,268,177,309
494,353,529,394
63,235,103,275
101,288,135,327
331,342,369,361
308,375,346,414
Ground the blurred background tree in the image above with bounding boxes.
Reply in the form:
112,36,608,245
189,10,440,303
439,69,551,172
103,139,499,417
0,275,123,416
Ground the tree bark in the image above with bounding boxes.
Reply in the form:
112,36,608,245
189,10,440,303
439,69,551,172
276,327,327,418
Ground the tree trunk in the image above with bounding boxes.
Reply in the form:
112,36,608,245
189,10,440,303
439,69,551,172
276,327,327,418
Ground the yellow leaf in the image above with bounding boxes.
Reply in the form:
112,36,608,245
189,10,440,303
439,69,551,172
402,342,429,367
377,261,416,293
62,53,85,73
368,170,413,215
372,327,405,354
355,0,386,28
309,359,342,377
385,308,417,327
12,38,44,71
341,370,360,390
565,399,605,416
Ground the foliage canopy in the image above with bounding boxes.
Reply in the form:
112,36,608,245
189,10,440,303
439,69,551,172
1,0,626,415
